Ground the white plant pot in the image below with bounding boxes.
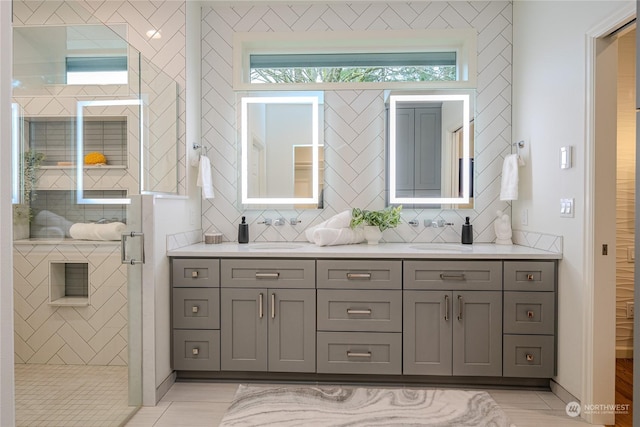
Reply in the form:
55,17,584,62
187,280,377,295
364,226,383,245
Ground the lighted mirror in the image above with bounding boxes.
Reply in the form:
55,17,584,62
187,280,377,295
240,92,324,207
387,92,474,207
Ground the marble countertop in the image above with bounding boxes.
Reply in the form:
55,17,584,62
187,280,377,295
167,242,562,260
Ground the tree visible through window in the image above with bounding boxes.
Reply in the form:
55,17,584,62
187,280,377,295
250,52,457,84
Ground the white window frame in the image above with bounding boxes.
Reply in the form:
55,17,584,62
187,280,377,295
233,29,477,91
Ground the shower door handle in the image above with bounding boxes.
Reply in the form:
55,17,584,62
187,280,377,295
121,231,145,265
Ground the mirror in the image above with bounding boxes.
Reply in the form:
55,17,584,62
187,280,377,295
240,92,324,207
387,92,474,207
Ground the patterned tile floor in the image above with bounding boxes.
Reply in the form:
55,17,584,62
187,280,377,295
126,382,596,427
15,364,138,427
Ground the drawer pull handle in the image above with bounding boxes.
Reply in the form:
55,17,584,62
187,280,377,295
347,273,372,280
347,351,372,358
191,271,199,278
457,295,463,320
192,306,199,314
347,309,372,315
444,294,450,321
192,348,199,356
526,354,534,362
527,310,534,319
440,273,466,281
259,293,264,319
527,274,534,281
256,272,280,279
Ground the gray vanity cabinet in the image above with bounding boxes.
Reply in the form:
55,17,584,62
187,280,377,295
502,261,556,378
171,258,220,371
220,259,316,373
403,260,503,376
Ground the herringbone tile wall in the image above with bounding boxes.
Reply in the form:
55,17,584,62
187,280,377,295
13,243,128,365
201,1,513,243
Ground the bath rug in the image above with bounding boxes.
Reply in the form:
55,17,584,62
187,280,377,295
219,384,512,426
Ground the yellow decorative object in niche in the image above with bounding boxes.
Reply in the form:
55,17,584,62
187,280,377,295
84,152,107,165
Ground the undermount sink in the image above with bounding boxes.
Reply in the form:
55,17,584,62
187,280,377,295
410,243,472,252
250,243,303,250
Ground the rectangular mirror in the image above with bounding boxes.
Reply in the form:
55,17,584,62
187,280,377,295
240,92,324,208
387,91,474,207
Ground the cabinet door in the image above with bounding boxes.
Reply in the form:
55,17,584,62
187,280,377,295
414,107,442,195
453,291,502,376
220,288,267,371
403,291,452,375
268,289,316,373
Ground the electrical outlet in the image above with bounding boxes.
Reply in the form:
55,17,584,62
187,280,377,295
626,302,634,319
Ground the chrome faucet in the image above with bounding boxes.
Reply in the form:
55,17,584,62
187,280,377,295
273,217,286,226
425,219,454,228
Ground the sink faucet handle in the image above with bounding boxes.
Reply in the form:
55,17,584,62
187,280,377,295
408,219,419,227
258,218,272,226
290,218,302,225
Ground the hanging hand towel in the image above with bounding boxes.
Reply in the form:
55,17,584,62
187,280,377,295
197,155,215,199
500,153,520,201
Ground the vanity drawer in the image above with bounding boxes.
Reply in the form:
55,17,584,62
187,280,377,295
504,261,555,292
317,260,401,290
317,290,402,332
317,332,401,375
173,288,220,330
404,260,502,291
504,292,555,335
220,259,315,289
172,258,220,288
503,334,555,378
173,329,220,371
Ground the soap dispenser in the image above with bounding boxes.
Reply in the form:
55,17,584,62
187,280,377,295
238,216,249,244
461,217,473,244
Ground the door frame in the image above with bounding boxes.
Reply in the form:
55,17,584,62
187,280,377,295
584,4,635,425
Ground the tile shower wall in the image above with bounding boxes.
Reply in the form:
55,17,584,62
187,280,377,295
13,243,128,365
13,0,187,195
201,2,513,243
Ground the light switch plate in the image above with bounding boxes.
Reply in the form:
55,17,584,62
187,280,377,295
560,198,574,218
560,146,572,169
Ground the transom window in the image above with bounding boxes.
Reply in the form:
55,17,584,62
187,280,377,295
233,29,476,90
66,56,128,85
250,52,457,84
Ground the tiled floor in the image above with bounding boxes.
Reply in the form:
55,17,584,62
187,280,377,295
15,364,138,427
126,382,597,427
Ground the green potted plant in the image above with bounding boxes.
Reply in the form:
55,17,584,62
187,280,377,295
350,205,402,245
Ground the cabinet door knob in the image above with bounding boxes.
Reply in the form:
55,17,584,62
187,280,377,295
192,305,199,314
527,310,534,319
192,348,199,356
526,353,534,362
526,273,534,281
191,271,199,278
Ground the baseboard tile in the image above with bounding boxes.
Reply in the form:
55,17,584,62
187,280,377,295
156,371,177,404
549,379,579,405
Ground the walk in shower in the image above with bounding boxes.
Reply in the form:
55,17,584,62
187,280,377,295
12,22,178,426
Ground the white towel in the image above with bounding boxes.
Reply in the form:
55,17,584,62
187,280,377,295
34,210,73,237
500,154,519,201
69,222,126,241
312,227,365,247
304,210,353,243
197,155,215,200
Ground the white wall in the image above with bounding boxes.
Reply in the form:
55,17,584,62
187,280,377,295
512,0,633,402
1,1,16,424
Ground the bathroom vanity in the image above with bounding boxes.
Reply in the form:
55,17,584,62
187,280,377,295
168,242,560,386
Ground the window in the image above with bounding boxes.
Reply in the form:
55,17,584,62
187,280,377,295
66,56,128,85
234,29,476,90
250,52,457,84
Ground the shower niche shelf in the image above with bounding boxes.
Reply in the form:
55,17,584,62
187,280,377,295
49,261,90,306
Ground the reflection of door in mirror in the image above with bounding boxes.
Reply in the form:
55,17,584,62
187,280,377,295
396,105,442,199
294,145,324,209
455,122,474,209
